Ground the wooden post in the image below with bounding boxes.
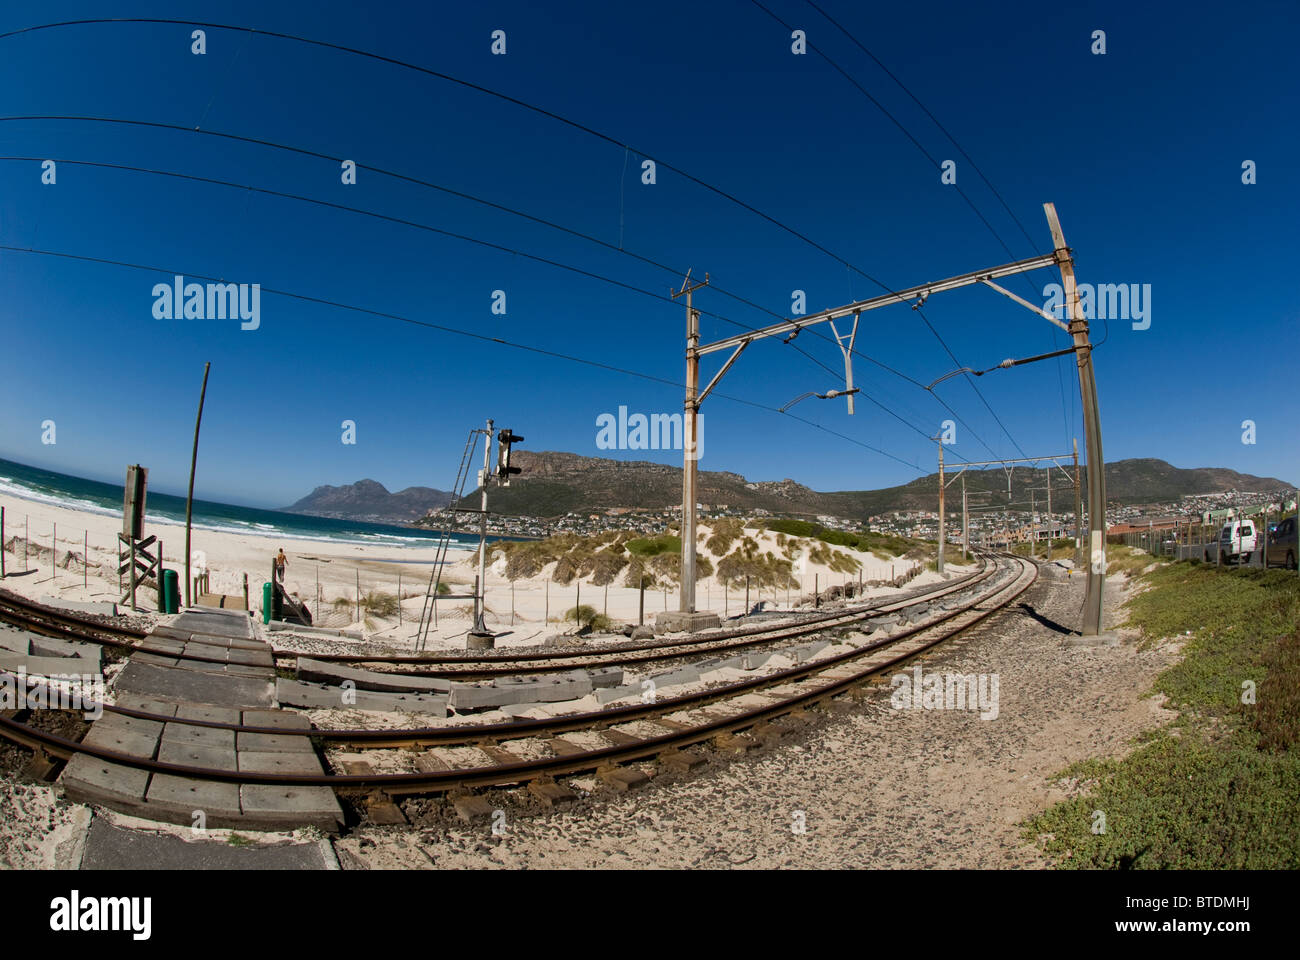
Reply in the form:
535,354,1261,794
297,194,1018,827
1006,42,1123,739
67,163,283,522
184,362,211,608
243,573,249,613
815,573,819,608
157,538,166,612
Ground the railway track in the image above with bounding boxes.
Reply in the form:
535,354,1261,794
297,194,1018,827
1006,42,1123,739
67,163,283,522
0,554,1036,811
0,555,997,680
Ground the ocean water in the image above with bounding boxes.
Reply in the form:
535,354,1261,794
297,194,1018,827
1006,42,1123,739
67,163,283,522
0,456,483,553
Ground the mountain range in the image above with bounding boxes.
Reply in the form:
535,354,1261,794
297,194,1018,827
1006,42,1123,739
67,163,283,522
283,451,1293,525
283,479,453,523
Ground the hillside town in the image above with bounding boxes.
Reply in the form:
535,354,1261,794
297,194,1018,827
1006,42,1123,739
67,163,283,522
423,485,1298,549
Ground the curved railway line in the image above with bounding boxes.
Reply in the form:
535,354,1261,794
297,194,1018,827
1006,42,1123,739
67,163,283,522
0,555,998,679
0,554,1037,811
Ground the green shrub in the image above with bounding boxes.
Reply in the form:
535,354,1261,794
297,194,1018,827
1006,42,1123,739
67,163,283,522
627,534,681,557
1025,562,1300,869
564,604,611,631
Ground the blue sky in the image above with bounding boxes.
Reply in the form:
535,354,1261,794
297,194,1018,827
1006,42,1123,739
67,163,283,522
0,0,1296,507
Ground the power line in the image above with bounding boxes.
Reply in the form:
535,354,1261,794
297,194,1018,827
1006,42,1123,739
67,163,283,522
0,19,1050,452
0,149,963,463
802,0,1075,449
0,118,999,458
749,0,1032,461
0,119,767,330
0,241,925,472
0,152,727,321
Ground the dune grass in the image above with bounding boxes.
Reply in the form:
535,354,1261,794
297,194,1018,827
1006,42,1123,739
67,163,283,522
1024,562,1300,868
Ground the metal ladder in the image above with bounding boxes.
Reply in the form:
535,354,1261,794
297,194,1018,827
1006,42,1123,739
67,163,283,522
415,429,482,650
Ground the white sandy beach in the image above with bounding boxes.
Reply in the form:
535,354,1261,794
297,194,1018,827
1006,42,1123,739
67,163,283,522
0,492,961,651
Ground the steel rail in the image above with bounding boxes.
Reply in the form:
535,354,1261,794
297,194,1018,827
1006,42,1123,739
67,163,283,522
292,559,998,678
0,558,992,677
0,558,1000,739
0,556,1035,789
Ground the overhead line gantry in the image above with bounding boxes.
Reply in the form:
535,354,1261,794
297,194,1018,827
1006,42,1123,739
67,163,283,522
676,203,1108,636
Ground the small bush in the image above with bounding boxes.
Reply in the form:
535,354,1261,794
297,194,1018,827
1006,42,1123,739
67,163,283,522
564,604,611,631
627,534,681,558
361,591,399,618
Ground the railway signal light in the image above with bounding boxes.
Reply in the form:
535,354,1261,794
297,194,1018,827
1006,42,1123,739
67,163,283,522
497,429,524,485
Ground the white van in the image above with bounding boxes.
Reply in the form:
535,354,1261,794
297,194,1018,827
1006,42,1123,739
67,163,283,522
1206,520,1257,565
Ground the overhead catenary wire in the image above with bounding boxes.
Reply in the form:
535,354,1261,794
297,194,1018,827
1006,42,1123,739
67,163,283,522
800,0,1076,449
0,20,1047,454
0,117,1002,461
0,241,926,473
0,111,1003,460
748,0,1032,461
0,148,969,464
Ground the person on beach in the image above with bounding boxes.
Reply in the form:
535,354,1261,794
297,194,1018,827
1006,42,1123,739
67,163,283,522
275,548,287,582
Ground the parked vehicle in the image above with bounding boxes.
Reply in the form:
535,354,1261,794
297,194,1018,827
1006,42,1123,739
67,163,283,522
1206,520,1257,564
1267,516,1298,569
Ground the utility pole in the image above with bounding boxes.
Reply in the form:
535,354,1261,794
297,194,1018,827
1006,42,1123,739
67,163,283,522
184,362,210,609
1045,203,1107,635
1027,478,1055,560
1073,437,1083,567
961,473,968,561
936,441,946,575
1046,468,1053,561
674,271,708,615
673,209,1086,629
470,418,494,644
